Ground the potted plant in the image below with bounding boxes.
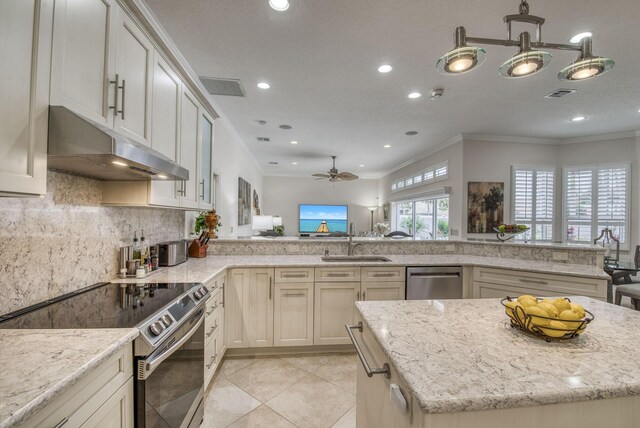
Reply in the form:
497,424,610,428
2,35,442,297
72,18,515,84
195,210,222,238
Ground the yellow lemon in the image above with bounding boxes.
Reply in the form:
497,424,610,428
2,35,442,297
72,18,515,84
570,303,586,319
540,298,555,306
559,309,584,329
541,320,568,338
537,302,559,318
519,297,538,308
552,298,572,314
517,295,537,303
525,305,551,327
504,301,523,322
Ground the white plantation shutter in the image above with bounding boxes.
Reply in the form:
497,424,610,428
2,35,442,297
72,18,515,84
512,167,554,240
564,164,629,245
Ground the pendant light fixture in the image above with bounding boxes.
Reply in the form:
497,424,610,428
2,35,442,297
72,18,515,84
436,0,614,80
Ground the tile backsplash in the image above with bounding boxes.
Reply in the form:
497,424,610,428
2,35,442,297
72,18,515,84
0,172,184,315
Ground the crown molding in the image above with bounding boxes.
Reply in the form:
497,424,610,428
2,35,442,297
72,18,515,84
558,131,637,145
461,133,559,145
379,134,464,178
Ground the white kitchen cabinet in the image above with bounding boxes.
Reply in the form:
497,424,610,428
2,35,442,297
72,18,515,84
25,343,133,428
314,282,360,345
113,12,153,146
225,268,274,348
274,282,314,346
198,111,215,210
0,0,53,196
179,89,200,209
148,53,181,206
361,282,405,301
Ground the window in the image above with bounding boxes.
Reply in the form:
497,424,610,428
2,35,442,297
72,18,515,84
393,196,449,240
391,161,448,192
512,167,554,241
564,164,630,246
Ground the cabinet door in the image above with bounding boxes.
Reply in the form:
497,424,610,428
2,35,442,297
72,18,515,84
473,281,549,299
50,0,117,126
247,268,274,347
314,282,359,345
179,90,200,209
148,53,181,207
274,283,314,347
0,0,52,196
361,281,405,301
80,378,134,428
198,111,214,209
113,12,153,146
225,269,249,348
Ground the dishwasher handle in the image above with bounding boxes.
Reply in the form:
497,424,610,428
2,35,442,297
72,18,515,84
408,272,461,278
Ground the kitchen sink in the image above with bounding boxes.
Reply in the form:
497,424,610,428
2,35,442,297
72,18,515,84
321,255,391,262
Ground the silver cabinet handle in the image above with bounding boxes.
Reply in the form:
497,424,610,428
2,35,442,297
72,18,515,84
221,282,225,308
206,355,216,369
327,272,349,277
356,291,360,300
109,74,120,117
283,273,307,278
200,179,205,200
120,78,126,120
206,304,218,316
206,323,218,338
518,278,548,285
283,293,306,297
363,291,366,300
373,272,395,277
345,322,390,379
269,277,273,300
54,417,69,428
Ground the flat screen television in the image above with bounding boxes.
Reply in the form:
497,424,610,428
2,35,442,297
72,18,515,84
299,204,348,234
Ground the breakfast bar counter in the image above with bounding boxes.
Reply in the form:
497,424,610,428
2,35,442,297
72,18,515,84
353,297,640,427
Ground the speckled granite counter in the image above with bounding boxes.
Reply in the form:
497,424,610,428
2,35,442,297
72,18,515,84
0,328,138,428
111,254,609,286
355,297,640,414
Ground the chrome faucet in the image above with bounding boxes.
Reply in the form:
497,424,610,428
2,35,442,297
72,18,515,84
348,223,362,256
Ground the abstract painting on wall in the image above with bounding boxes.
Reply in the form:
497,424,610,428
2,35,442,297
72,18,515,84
467,182,504,233
238,177,252,226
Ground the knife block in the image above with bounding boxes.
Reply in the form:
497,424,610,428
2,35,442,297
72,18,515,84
188,240,208,258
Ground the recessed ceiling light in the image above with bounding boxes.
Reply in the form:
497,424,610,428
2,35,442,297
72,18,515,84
268,0,289,12
291,162,298,165
158,174,167,179
257,82,271,89
408,92,422,99
571,116,586,122
378,64,393,73
570,32,592,43
112,161,127,167
359,164,365,167
383,144,391,148
269,161,279,165
290,140,298,145
279,124,292,129
405,131,418,136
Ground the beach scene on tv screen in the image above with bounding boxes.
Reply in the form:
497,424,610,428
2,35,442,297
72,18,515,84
299,205,348,233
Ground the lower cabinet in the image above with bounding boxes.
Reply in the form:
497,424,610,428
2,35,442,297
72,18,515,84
361,282,405,301
314,282,360,345
26,343,133,428
274,282,314,346
204,274,225,389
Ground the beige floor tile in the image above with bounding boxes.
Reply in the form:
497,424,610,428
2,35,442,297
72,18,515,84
202,377,261,428
281,354,337,372
226,358,308,402
227,405,296,428
331,405,356,428
314,355,358,394
266,374,356,428
218,357,257,378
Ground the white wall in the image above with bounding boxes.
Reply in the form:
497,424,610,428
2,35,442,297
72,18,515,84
186,120,264,237
262,176,379,235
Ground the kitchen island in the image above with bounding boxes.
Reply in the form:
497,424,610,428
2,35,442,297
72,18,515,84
353,297,640,428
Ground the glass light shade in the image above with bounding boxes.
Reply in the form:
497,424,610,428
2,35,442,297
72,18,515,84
557,57,614,81
498,50,552,78
252,215,274,231
436,46,486,74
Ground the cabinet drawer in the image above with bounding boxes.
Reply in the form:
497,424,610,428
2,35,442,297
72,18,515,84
204,332,220,388
30,344,133,428
473,267,607,299
315,267,361,282
275,267,315,283
206,289,222,318
361,267,405,282
205,300,221,346
205,274,224,295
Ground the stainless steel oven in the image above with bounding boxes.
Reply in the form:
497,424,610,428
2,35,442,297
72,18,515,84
136,306,205,428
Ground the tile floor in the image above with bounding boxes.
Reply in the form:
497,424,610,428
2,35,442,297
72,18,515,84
202,353,358,428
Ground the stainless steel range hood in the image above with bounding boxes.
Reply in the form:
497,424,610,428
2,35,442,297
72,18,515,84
47,106,189,181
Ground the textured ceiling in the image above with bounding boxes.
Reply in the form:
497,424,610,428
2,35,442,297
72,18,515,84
145,0,640,178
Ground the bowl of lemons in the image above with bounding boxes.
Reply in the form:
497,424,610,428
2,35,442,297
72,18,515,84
501,295,593,341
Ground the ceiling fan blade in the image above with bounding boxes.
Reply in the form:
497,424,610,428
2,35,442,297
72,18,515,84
312,173,331,178
329,177,340,182
336,172,358,180
315,177,327,181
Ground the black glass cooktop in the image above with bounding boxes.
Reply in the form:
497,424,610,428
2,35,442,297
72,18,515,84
0,282,201,329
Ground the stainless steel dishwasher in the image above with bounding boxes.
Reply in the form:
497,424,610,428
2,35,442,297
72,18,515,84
406,266,463,299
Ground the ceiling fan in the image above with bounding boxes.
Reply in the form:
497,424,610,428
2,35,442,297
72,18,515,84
312,156,358,182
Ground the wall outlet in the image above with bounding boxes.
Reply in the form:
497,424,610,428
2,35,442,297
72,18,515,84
450,229,458,236
445,244,456,252
230,226,234,234
552,251,569,261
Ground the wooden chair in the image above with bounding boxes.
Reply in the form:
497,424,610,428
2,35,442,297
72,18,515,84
386,231,412,238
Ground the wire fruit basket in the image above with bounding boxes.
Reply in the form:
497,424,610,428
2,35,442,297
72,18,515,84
493,226,530,242
500,297,594,341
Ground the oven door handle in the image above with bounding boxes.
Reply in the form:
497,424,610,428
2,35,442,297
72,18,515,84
139,310,205,380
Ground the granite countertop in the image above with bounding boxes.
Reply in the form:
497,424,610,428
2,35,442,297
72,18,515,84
355,297,640,414
0,328,138,428
111,254,609,285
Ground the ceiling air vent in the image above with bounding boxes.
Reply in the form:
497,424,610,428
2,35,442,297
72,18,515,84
544,88,577,99
199,77,245,97
257,137,270,142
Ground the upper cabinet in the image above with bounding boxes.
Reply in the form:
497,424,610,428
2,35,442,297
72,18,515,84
50,0,153,146
0,0,54,196
180,90,201,209
199,111,215,210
